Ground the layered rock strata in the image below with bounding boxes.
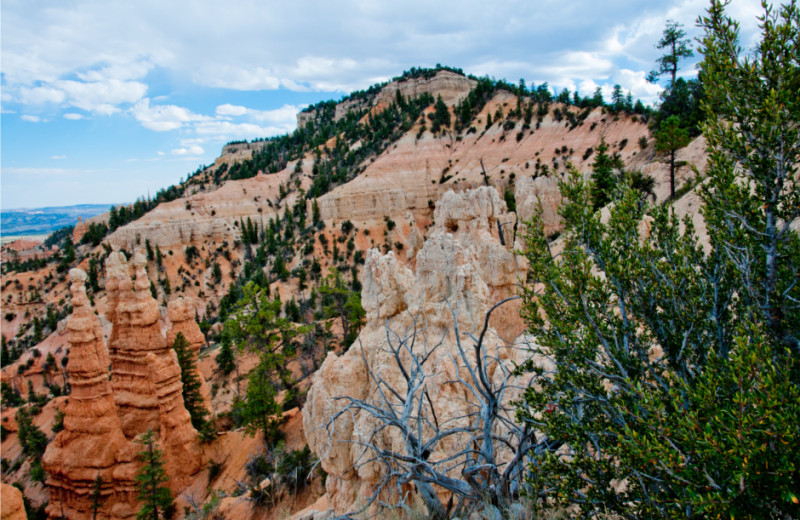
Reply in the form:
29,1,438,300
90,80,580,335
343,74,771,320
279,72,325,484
166,297,212,409
42,269,138,520
145,351,203,492
303,187,531,513
106,253,167,437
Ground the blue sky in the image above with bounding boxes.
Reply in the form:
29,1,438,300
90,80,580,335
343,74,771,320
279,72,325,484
1,0,764,209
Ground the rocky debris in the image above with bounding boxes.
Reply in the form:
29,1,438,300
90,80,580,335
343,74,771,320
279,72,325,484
1,483,26,520
166,297,212,409
107,253,168,437
42,269,138,520
303,187,529,514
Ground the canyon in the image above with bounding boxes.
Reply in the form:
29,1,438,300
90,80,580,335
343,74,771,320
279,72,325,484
1,69,710,519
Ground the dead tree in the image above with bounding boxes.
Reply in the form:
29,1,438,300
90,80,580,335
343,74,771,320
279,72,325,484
323,297,543,519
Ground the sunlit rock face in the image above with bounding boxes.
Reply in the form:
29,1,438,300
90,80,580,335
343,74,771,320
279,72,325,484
303,187,531,514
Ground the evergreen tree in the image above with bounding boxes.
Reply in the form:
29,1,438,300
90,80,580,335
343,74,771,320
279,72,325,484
518,3,800,517
1,382,22,407
216,336,235,375
135,430,172,520
90,475,104,520
240,357,283,444
610,84,625,112
312,199,321,229
589,138,616,210
319,268,366,347
1,336,10,366
648,20,694,85
431,95,451,133
16,407,47,458
87,257,100,292
171,333,209,432
655,114,691,198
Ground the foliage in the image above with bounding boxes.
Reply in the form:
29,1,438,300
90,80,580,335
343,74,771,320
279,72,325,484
589,138,616,210
318,268,365,347
135,429,173,520
51,409,65,434
223,282,306,443
1,381,23,407
655,115,691,199
648,20,694,85
240,358,283,444
216,336,235,375
171,333,212,438
518,3,800,518
16,407,48,459
90,475,104,520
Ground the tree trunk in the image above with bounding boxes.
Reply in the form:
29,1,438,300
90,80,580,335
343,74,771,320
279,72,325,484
669,149,676,199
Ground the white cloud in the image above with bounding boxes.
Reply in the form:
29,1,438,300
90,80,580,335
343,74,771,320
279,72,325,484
63,113,84,120
216,104,248,117
21,115,41,122
55,79,147,114
171,145,205,155
51,155,67,159
2,0,768,129
131,98,208,131
19,86,65,105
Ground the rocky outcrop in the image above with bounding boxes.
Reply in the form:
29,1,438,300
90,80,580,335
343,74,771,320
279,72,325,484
145,350,203,492
42,262,205,518
303,187,529,514
514,175,564,237
107,253,166,437
373,70,476,109
1,483,26,520
42,269,138,520
166,297,212,409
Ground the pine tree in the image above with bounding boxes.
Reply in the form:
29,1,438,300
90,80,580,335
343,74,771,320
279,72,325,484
135,430,172,520
171,333,209,432
90,475,104,520
648,20,694,86
589,138,616,210
216,336,235,375
241,358,282,444
654,114,690,199
518,3,800,517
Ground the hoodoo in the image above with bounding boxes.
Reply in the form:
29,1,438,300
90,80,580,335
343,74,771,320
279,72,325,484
42,269,138,520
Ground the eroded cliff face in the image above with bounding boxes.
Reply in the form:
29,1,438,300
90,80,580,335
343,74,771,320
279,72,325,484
302,187,532,514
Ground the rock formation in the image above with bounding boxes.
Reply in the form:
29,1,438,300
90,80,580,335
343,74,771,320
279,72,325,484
42,262,205,518
166,297,212,409
42,269,138,520
107,252,167,437
1,483,26,520
145,350,203,492
303,187,530,514
514,175,564,238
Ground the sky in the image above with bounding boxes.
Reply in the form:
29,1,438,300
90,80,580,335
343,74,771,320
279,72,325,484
1,0,766,210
